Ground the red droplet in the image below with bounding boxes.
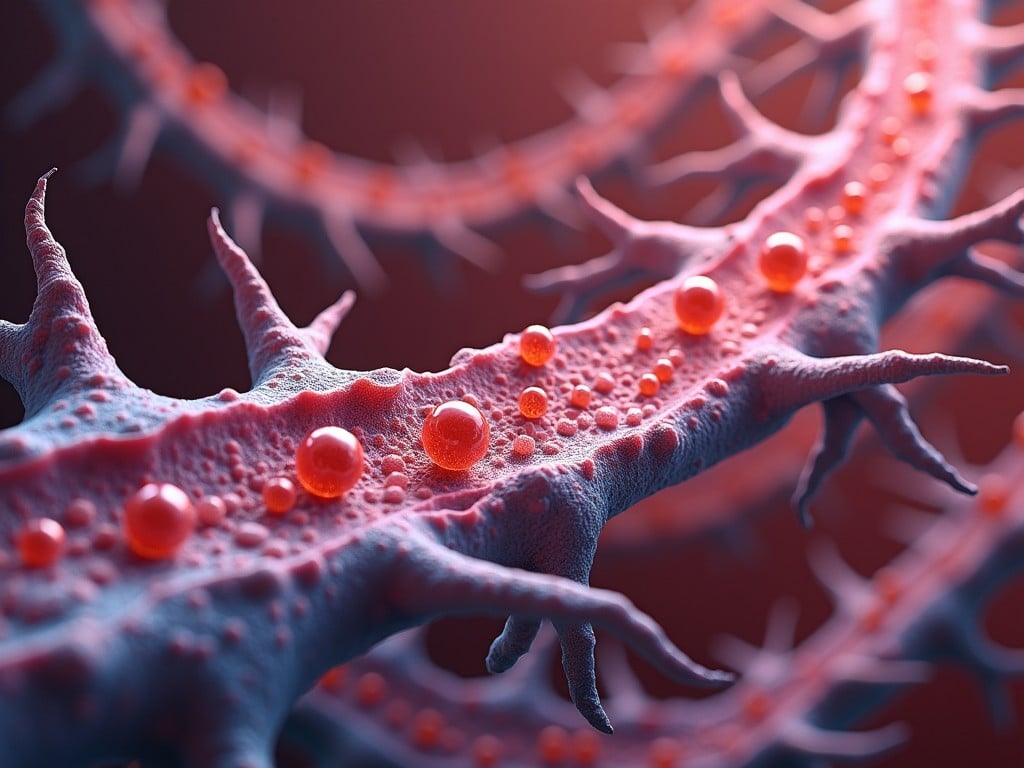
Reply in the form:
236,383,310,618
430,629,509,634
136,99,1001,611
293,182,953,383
17,518,66,568
841,181,868,216
904,71,933,115
518,386,549,419
638,373,661,396
263,476,298,515
295,426,364,499
519,324,556,366
674,275,725,335
123,483,196,561
422,401,490,471
570,384,592,409
759,231,808,292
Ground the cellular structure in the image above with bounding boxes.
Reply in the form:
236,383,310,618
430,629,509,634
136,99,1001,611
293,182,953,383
1,2,1023,767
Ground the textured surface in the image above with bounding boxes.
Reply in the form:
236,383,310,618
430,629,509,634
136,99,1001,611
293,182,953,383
2,1,1024,766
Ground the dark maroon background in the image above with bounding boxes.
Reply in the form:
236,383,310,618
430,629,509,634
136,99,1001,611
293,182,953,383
1,2,1023,766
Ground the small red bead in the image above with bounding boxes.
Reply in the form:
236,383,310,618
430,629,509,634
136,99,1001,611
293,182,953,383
638,373,661,396
759,231,808,292
904,71,933,115
17,518,66,568
263,476,298,514
124,483,196,561
519,324,556,366
422,401,490,471
518,387,549,419
569,384,592,409
674,275,725,335
841,181,868,216
295,426,364,499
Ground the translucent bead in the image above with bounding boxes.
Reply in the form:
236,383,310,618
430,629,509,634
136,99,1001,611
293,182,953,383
759,231,808,292
422,401,490,471
674,275,725,334
295,426,364,498
124,483,196,560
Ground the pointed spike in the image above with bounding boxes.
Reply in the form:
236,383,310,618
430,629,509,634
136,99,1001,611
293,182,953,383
226,192,266,265
798,66,843,131
595,635,647,707
794,396,864,527
432,220,503,272
486,616,542,674
853,385,976,495
771,0,866,41
556,70,609,124
763,596,800,654
321,213,388,295
954,619,1024,728
781,720,907,760
9,171,124,416
945,249,1024,296
967,88,1024,132
884,505,943,545
207,208,321,383
112,104,162,192
712,634,763,673
574,177,636,244
718,70,765,136
889,188,1024,276
5,47,82,130
300,290,355,357
393,531,733,696
536,186,586,230
832,654,933,686
766,348,1007,415
26,169,70,290
808,540,868,606
556,622,613,733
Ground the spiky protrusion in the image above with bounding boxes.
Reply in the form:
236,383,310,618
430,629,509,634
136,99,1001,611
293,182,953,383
0,171,129,419
207,208,353,384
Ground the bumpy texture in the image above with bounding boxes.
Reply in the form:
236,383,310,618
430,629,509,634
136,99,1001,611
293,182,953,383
2,0,1024,766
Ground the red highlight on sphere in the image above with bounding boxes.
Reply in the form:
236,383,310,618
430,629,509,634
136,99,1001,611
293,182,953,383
674,275,725,335
422,401,490,471
17,517,66,568
760,231,808,292
123,483,196,561
518,386,549,419
519,324,556,366
296,426,365,499
263,476,298,514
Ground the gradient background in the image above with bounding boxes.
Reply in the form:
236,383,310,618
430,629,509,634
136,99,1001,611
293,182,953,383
1,2,1023,766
